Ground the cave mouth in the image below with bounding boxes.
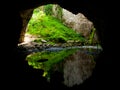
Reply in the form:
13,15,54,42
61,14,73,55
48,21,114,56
19,4,102,47
17,3,103,88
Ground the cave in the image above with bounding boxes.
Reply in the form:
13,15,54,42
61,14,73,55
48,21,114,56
1,0,114,89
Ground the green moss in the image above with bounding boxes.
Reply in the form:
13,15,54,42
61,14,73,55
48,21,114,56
26,48,78,78
88,27,96,45
27,7,86,44
44,4,53,16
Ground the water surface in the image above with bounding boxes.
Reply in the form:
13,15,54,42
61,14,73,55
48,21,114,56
26,46,102,87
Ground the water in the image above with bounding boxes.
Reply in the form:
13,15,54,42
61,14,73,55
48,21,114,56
26,46,102,87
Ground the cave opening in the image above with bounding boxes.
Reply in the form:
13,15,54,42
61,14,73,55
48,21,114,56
18,4,102,47
1,0,116,89
2,1,116,90
17,3,103,88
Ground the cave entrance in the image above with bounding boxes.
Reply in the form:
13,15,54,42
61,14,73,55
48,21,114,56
19,4,101,47
18,4,102,87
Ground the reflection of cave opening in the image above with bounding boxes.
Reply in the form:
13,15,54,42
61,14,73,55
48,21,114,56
18,4,102,87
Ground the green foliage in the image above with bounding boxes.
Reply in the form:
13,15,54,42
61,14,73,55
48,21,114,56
44,4,53,15
27,9,85,44
42,4,63,20
88,27,96,45
26,48,78,77
57,5,63,19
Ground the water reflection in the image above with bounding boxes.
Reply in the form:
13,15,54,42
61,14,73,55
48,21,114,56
26,47,101,87
63,49,96,87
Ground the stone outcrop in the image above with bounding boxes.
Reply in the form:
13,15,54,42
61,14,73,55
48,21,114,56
52,4,63,20
62,9,94,39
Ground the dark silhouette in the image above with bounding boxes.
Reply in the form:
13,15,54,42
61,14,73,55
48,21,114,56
1,0,116,89
50,71,67,89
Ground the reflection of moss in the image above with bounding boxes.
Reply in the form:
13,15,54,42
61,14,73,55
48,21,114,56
26,48,78,77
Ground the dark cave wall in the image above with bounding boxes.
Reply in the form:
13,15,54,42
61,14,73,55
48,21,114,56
1,0,114,89
19,9,33,43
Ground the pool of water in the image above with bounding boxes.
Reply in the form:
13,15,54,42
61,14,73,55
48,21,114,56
26,46,102,87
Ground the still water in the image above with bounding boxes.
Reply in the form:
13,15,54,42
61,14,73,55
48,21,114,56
26,46,102,87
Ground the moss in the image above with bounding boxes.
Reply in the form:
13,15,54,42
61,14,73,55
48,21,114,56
26,48,78,78
88,27,96,45
27,8,85,44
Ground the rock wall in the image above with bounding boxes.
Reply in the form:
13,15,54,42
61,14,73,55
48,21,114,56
19,9,33,43
62,9,95,39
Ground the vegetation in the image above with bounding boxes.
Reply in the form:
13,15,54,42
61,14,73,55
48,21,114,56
26,48,78,79
27,4,86,45
88,27,96,45
44,4,53,16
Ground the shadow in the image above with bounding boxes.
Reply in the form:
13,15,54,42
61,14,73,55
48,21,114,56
50,71,68,89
